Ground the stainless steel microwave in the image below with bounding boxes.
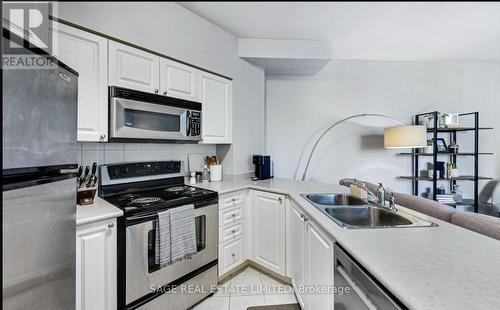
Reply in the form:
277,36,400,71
109,86,201,142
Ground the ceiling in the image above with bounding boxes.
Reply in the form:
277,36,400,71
179,2,500,62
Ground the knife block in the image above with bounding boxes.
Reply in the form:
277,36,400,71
77,187,97,206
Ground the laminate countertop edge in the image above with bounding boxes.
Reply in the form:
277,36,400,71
77,196,123,226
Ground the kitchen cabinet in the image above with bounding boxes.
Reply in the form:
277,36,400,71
305,220,334,310
291,202,307,309
160,58,200,101
200,72,232,144
219,236,246,276
108,41,160,94
52,23,108,142
250,190,286,275
218,190,247,277
76,218,117,310
291,201,334,310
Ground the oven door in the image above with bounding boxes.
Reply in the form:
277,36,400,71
125,203,218,305
110,97,198,141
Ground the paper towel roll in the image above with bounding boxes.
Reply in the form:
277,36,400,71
210,165,222,182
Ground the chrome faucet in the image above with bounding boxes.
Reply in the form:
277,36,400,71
339,178,397,212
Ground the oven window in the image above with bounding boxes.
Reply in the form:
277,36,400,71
147,215,206,273
195,215,206,252
124,108,180,132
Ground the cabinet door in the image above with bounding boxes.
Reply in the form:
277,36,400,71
251,191,286,275
219,236,246,276
200,73,232,144
108,41,160,93
290,203,306,309
76,219,117,310
305,221,334,310
159,58,200,101
53,23,108,142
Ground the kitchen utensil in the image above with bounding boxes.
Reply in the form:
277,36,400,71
89,162,98,187
206,156,218,166
80,166,89,188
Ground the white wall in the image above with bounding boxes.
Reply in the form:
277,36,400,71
57,1,265,175
266,60,500,203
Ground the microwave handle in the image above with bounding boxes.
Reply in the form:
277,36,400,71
186,111,191,136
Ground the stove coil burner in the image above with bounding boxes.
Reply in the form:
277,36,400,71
164,186,191,195
129,197,164,206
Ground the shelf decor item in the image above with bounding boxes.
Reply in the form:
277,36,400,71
442,113,460,128
448,144,459,154
435,138,448,152
424,113,435,128
421,139,434,154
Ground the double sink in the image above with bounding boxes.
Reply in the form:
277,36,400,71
301,194,436,229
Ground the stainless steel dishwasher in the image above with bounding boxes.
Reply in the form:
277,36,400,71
334,244,405,310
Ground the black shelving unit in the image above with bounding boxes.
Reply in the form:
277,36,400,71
398,111,493,213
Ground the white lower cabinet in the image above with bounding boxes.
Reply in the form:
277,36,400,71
291,202,307,308
218,190,247,277
291,201,334,310
76,218,117,310
219,236,246,275
250,190,286,276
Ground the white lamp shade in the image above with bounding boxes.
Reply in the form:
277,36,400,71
384,125,427,148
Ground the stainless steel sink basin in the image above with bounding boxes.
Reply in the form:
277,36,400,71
300,193,437,229
304,193,367,206
325,206,413,227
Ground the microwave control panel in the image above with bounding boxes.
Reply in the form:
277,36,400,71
190,111,201,136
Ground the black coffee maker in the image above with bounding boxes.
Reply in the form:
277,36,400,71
252,155,273,180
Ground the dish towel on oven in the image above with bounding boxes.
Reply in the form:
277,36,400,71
169,204,197,263
155,209,171,268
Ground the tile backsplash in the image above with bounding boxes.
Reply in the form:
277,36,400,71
78,143,216,174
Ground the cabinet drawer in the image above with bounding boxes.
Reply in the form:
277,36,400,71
219,220,244,244
219,205,243,226
219,236,245,276
220,191,245,210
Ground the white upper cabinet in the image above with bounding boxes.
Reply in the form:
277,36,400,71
53,23,108,142
251,190,286,276
108,41,160,93
160,58,200,101
200,73,232,144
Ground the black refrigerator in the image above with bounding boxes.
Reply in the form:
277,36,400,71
2,30,78,310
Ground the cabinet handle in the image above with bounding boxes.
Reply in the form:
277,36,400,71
231,229,236,233
108,223,114,228
278,197,282,203
231,253,236,257
232,213,236,217
154,89,159,94
300,214,304,219
100,133,106,140
163,90,167,95
232,198,236,202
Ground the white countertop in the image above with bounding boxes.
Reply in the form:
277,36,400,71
76,196,123,226
195,178,500,310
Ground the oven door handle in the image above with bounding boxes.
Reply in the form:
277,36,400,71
186,111,191,137
126,213,158,225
